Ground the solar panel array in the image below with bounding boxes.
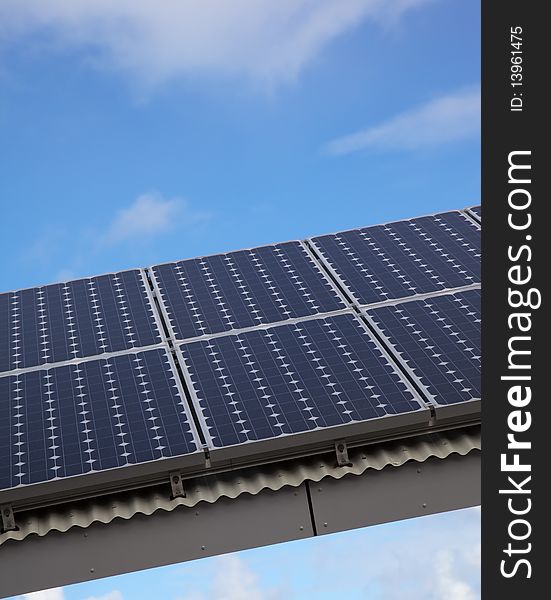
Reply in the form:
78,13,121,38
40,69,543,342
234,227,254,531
0,206,481,499
0,270,204,495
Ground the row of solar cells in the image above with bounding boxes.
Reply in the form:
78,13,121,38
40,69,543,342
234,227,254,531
0,207,481,492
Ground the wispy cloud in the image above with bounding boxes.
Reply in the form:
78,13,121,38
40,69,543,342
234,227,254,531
209,555,270,600
176,555,284,600
432,551,477,600
324,87,480,155
0,0,430,88
21,588,65,600
23,227,67,265
18,191,212,286
102,192,209,245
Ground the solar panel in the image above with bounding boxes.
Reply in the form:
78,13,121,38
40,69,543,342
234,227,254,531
364,289,480,415
310,211,480,307
152,241,347,341
467,205,481,221
0,347,200,492
0,270,163,374
178,313,427,452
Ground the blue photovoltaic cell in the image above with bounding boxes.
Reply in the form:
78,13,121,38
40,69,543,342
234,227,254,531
468,205,481,221
179,313,423,449
152,242,346,341
0,348,199,491
366,289,481,407
311,211,480,306
0,270,162,374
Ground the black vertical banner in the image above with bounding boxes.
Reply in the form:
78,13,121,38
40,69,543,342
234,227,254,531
483,1,547,597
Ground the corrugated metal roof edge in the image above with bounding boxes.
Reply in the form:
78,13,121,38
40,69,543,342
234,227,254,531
1,426,480,546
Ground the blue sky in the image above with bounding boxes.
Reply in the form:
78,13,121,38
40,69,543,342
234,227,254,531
0,0,480,598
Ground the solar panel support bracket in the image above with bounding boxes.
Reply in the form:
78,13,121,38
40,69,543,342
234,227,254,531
428,405,437,425
169,472,186,500
203,446,212,469
1,503,17,533
334,440,353,467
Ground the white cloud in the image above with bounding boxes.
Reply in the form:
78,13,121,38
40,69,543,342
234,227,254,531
24,227,66,265
432,551,477,600
103,192,209,244
324,87,480,154
210,555,265,600
0,0,430,87
82,591,123,600
176,555,282,600
464,540,482,568
18,190,212,285
21,588,65,600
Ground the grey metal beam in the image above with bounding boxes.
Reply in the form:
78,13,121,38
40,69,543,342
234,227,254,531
0,485,314,598
0,452,480,599
308,452,480,535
